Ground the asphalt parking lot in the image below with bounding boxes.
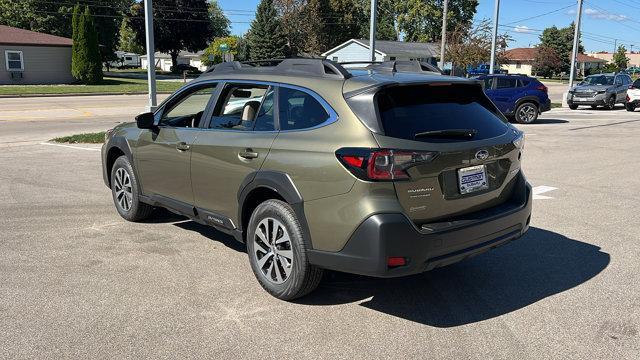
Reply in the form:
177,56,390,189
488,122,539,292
1,95,639,359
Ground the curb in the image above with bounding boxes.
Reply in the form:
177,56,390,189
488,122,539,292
0,92,174,99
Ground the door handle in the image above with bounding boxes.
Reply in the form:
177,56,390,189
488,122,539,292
239,148,259,159
176,142,190,151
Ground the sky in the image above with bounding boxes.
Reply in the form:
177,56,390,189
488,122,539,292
219,0,640,53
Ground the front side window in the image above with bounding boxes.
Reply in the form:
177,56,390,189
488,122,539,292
5,50,23,71
483,77,495,90
159,84,217,127
210,84,269,130
278,87,330,130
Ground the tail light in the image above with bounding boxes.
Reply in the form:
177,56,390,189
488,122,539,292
627,95,631,102
629,85,636,90
336,148,437,181
535,84,548,93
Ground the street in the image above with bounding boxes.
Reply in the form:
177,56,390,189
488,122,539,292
0,96,638,359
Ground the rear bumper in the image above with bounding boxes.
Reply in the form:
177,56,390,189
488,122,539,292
540,99,552,113
308,177,532,278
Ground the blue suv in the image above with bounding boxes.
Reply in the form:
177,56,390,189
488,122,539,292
477,74,551,124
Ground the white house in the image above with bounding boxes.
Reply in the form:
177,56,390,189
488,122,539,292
140,51,207,72
321,39,439,65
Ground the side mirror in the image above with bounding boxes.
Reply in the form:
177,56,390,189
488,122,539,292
136,112,156,129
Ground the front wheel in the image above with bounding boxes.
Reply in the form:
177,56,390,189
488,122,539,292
246,199,323,300
515,102,539,124
626,103,636,112
569,104,579,110
110,156,153,221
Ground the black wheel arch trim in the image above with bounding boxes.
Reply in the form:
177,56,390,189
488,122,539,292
103,135,136,189
237,171,313,249
515,96,540,109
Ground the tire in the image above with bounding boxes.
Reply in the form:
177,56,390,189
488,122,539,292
591,105,598,109
110,155,153,222
626,103,636,112
604,96,616,110
246,199,323,300
569,104,579,110
515,102,539,124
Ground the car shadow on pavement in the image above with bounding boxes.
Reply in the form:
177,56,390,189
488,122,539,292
527,119,569,124
299,227,610,327
174,220,246,252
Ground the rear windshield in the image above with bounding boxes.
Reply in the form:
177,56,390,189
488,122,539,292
376,84,509,142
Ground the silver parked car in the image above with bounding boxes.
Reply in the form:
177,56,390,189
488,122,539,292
567,73,632,110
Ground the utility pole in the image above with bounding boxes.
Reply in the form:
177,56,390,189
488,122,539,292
369,0,377,62
489,0,500,74
613,39,617,54
439,0,449,69
144,0,157,112
568,0,583,90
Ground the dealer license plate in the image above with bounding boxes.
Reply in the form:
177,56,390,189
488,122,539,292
458,165,489,195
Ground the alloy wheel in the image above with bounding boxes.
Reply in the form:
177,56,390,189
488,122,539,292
518,104,537,123
114,168,133,212
253,217,294,284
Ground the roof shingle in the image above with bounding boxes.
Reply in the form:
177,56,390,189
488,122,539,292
0,25,72,47
503,47,607,63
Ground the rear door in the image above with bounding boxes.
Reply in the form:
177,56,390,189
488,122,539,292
490,77,519,114
372,83,522,226
190,82,278,223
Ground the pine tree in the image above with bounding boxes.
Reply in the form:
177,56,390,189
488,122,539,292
71,4,81,80
118,16,144,55
248,0,287,60
72,6,102,84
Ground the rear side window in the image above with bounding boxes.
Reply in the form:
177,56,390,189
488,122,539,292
210,84,268,130
376,84,509,142
278,87,330,130
496,77,517,89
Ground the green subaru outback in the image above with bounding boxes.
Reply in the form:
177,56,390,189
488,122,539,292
102,59,531,300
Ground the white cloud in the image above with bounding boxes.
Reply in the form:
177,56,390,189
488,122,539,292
514,25,535,33
584,8,628,21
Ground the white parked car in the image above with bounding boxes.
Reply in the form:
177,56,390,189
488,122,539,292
626,78,640,112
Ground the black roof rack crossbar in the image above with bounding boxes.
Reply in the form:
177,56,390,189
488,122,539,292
204,58,351,79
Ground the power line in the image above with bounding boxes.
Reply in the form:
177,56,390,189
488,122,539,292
503,3,577,26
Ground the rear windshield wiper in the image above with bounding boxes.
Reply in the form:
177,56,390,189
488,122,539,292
414,129,477,139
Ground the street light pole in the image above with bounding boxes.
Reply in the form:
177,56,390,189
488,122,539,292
144,0,157,112
489,0,500,74
439,0,448,69
369,0,377,62
568,0,584,90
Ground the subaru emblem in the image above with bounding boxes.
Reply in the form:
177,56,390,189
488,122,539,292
475,150,489,160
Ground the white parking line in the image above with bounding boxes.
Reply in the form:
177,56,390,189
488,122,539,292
532,185,558,200
39,142,101,152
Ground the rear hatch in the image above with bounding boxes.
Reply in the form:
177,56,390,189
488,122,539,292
342,81,524,227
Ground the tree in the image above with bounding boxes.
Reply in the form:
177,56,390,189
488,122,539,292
131,0,214,70
396,0,478,42
118,16,144,55
613,45,630,71
533,46,562,78
72,6,102,84
248,0,288,60
445,18,511,76
201,36,240,66
209,0,231,38
539,23,583,74
236,35,251,61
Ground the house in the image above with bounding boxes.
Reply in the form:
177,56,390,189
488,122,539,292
140,51,207,72
587,52,640,67
109,51,141,68
501,47,607,76
0,25,74,85
321,39,439,65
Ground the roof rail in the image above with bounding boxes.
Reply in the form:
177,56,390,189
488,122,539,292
204,58,351,79
339,60,442,74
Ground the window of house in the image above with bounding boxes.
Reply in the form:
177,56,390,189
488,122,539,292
210,84,270,131
516,62,522,69
278,87,330,130
125,56,132,61
5,50,24,71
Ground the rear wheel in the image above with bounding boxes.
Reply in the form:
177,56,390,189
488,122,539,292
246,199,323,300
569,104,579,110
591,105,599,109
604,96,616,110
110,156,153,221
515,102,538,124
626,103,636,112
